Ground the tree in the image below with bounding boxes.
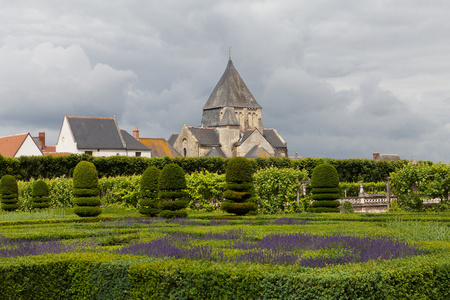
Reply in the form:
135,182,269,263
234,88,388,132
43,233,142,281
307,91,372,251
31,180,51,209
220,157,257,216
0,175,19,211
309,163,341,213
72,161,102,217
158,163,188,218
138,166,160,216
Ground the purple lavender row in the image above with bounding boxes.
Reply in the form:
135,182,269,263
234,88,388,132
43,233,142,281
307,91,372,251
118,230,425,267
0,235,99,258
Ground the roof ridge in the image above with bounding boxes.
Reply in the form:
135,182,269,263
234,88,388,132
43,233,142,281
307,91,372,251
67,116,115,120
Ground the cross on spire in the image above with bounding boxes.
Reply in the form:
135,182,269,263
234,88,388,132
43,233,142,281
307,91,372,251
229,46,232,60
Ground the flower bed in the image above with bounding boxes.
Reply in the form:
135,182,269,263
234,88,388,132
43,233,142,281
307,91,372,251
0,213,449,299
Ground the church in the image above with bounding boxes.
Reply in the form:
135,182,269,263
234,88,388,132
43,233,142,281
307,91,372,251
169,58,288,158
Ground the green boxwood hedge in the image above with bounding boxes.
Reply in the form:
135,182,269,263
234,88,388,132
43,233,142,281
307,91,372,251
0,252,448,299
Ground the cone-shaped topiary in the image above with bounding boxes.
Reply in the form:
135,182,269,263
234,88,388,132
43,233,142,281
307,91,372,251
31,180,51,209
0,175,19,211
72,161,102,217
220,157,257,216
158,163,188,218
309,163,341,213
138,166,161,216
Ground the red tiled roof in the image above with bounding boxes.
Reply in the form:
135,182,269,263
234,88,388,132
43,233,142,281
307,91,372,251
42,146,71,157
0,133,28,157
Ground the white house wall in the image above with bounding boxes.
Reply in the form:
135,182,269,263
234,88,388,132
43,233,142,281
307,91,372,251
15,135,42,157
55,116,78,153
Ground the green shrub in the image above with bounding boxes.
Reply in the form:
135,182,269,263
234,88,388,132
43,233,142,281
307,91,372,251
225,157,253,183
73,161,99,189
310,200,341,208
72,161,101,217
158,164,187,191
31,180,51,209
158,164,188,218
138,166,160,216
221,157,257,216
309,163,340,213
342,201,354,213
0,175,19,211
185,171,226,210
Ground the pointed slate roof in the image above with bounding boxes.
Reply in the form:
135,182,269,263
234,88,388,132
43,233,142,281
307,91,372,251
237,129,257,146
119,130,151,151
188,127,220,146
168,133,179,147
263,129,287,148
67,116,125,149
218,107,240,126
0,133,29,157
203,59,261,110
204,146,227,158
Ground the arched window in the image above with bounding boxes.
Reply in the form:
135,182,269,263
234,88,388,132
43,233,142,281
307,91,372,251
182,138,188,157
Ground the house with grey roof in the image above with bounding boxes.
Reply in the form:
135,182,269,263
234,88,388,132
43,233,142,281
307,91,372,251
55,115,151,157
169,58,288,158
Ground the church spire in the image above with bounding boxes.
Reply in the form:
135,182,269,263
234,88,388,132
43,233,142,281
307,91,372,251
202,58,261,110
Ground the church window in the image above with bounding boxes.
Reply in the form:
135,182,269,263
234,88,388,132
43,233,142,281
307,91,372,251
182,138,188,157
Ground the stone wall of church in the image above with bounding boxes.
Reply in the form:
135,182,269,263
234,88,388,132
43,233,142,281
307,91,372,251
216,126,240,158
171,126,199,157
233,107,263,132
235,131,275,157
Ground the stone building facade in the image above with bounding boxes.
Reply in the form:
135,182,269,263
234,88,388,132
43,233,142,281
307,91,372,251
169,59,288,158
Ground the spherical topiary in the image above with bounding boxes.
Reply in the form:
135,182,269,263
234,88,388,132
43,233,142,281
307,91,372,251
0,175,19,211
31,180,51,209
309,163,340,213
342,201,354,213
138,166,161,216
225,157,253,183
157,164,188,218
73,161,99,189
72,161,101,217
220,157,257,216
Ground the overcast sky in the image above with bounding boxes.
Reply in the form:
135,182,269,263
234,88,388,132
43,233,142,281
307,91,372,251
1,1,450,162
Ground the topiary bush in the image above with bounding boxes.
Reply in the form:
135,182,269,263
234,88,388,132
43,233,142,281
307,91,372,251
309,163,340,213
0,175,19,211
342,200,354,213
72,161,102,217
31,180,51,209
158,164,188,218
138,166,160,216
220,157,257,216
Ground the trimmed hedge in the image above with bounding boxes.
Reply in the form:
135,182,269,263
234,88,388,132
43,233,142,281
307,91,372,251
72,161,101,217
0,252,449,299
138,166,160,216
221,157,257,216
2,153,411,183
158,163,188,218
0,175,19,211
310,163,340,213
31,180,51,209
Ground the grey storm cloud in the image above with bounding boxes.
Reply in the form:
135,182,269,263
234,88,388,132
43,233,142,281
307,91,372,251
1,1,450,162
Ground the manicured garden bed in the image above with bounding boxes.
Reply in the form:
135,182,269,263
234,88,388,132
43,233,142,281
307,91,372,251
0,209,449,299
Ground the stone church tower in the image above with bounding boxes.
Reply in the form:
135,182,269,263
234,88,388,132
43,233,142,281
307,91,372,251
169,58,288,158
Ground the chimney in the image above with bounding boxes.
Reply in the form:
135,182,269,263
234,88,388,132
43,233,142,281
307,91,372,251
373,152,380,160
133,127,139,140
39,132,45,150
